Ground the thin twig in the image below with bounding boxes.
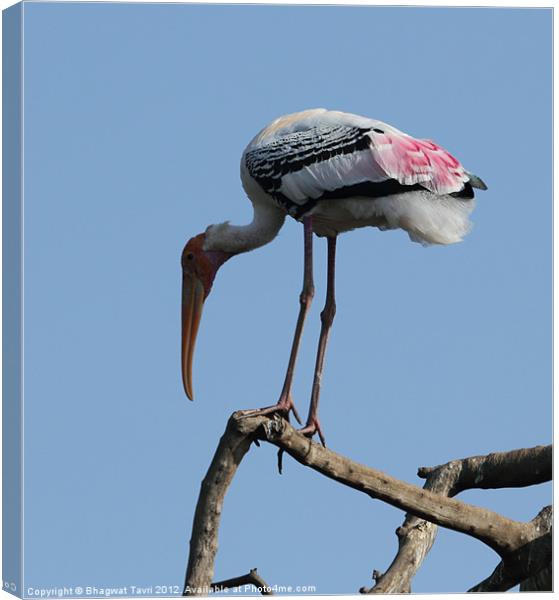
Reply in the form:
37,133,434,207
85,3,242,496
211,568,274,595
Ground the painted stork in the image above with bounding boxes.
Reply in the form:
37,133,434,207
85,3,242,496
181,108,487,444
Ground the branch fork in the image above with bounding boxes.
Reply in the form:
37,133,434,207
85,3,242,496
183,412,551,595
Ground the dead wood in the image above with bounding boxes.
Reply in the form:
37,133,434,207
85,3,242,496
183,413,256,595
183,411,552,596
362,445,552,593
469,506,552,592
520,564,552,592
211,568,274,595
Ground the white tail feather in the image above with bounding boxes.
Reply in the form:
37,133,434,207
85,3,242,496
374,192,475,245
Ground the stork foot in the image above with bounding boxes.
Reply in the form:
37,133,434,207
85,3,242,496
240,393,302,425
299,417,326,447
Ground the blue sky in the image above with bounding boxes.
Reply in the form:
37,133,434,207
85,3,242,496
20,2,551,595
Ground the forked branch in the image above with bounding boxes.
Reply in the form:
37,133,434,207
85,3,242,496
469,506,552,592
363,445,552,593
183,411,551,596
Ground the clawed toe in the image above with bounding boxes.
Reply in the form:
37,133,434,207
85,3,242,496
239,394,326,447
299,418,326,446
239,394,302,425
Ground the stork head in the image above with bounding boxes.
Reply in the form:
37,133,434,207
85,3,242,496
181,233,232,400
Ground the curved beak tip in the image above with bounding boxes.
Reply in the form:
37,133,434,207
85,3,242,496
183,380,195,402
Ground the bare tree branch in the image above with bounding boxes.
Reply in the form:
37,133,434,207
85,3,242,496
520,564,552,592
418,445,551,493
183,414,256,596
468,506,552,592
242,414,534,555
362,445,552,594
211,568,274,595
183,412,551,596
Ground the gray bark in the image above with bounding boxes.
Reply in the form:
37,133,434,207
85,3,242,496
469,506,552,592
183,414,255,595
363,445,552,593
183,412,552,595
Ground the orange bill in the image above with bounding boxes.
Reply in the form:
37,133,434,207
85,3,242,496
181,272,205,400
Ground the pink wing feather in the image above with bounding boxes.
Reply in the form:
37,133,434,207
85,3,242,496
369,128,469,195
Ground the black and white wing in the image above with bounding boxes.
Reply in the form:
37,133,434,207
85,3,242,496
242,109,485,219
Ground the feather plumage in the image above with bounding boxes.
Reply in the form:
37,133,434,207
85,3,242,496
239,108,486,245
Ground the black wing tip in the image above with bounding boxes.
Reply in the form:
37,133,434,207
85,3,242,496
467,173,488,191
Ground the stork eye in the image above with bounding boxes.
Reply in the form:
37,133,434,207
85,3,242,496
186,253,194,260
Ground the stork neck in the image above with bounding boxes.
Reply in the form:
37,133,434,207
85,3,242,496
203,201,286,254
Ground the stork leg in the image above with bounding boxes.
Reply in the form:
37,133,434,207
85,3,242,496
242,217,314,424
300,235,337,445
